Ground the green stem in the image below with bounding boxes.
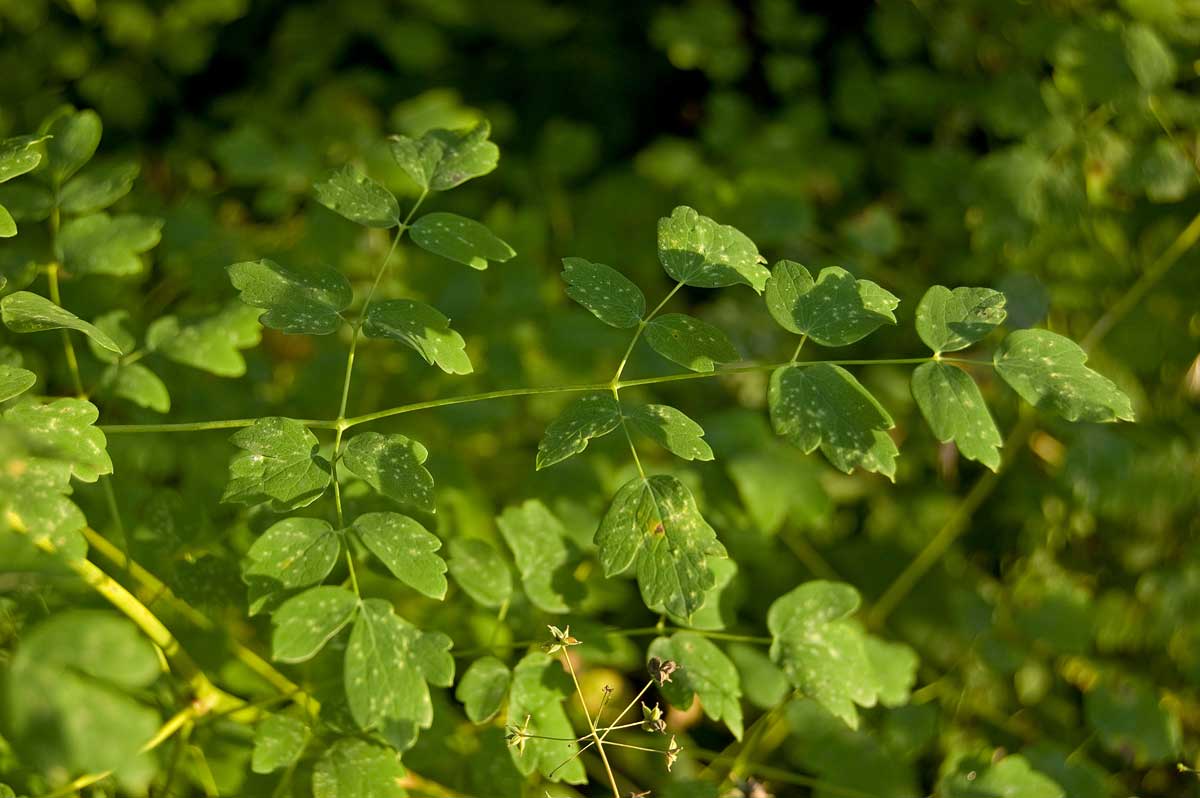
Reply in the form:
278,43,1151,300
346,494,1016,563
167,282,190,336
561,652,621,798
612,280,683,385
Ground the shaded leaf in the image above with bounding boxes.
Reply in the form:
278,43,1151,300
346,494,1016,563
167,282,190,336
769,364,898,479
313,738,406,798
535,393,621,470
352,511,447,599
456,656,511,724
507,652,587,784
228,259,352,335
764,261,898,347
389,121,499,191
940,754,1064,798
645,313,738,372
363,299,472,375
2,291,123,354
42,108,101,184
649,631,744,739
911,361,1002,470
864,636,919,707
223,417,332,512
251,714,309,774
994,330,1133,422
596,474,727,618
496,500,583,613
446,538,512,608
271,586,358,663
60,213,163,277
410,212,515,270
242,517,341,614
58,160,138,215
915,285,1007,353
657,205,769,291
6,398,112,482
314,165,400,228
343,432,435,513
146,301,262,377
107,363,171,414
560,256,645,328
627,403,714,461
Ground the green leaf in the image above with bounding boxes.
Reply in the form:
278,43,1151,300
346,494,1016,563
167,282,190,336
363,299,472,375
0,135,44,183
645,313,739,372
496,500,583,613
85,310,136,364
242,517,341,614
389,121,499,191
596,474,727,618
0,423,87,557
313,738,406,798
507,652,587,784
0,204,13,237
271,585,358,663
863,636,919,707
410,212,515,270
42,108,102,184
560,256,645,328
351,511,447,599
769,364,898,479
1085,671,1180,766
535,393,621,470
915,285,1007,353
1125,23,1176,90
344,598,453,739
2,291,123,354
911,361,1002,470
0,364,36,402
223,417,332,512
59,213,162,277
764,261,899,347
767,580,878,728
447,538,512,608
7,611,160,779
994,330,1134,422
940,754,1064,798
342,432,435,513
146,301,262,377
648,632,744,739
313,165,400,228
58,160,138,215
6,398,112,482
727,643,791,710
251,714,309,774
107,363,171,414
227,259,352,335
456,656,511,723
626,403,714,461
657,205,769,291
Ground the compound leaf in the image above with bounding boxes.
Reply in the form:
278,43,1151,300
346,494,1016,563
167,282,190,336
769,364,898,479
507,652,586,784
657,205,769,291
596,474,727,618
271,585,358,663
446,538,512,609
626,403,714,461
456,656,511,724
915,285,1007,353
60,213,163,277
223,417,332,512
313,165,400,228
363,299,472,375
342,432,435,513
911,361,1002,470
2,291,123,354
351,511,447,600
535,393,621,470
765,261,898,347
228,259,352,335
410,212,515,270
645,313,738,372
313,738,406,798
994,330,1134,422
251,714,309,774
496,500,583,613
390,121,499,192
560,256,645,328
146,301,262,377
242,517,341,614
648,631,744,739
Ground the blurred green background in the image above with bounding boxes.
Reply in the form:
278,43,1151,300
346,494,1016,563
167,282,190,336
2,1,1199,797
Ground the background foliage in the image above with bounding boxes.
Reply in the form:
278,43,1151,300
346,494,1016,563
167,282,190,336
1,1,1199,797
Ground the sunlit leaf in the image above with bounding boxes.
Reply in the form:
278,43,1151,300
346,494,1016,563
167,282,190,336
342,432,435,513
228,259,352,335
363,299,472,375
560,256,645,328
535,393,621,470
644,313,738,372
939,754,1064,798
507,652,586,784
242,517,341,614
313,738,406,798
456,656,511,724
223,417,332,511
313,165,400,228
0,135,44,183
0,364,36,402
351,511,447,599
994,330,1134,422
6,398,112,482
251,714,309,774
410,212,515,270
2,291,123,354
271,585,358,663
911,361,1002,470
389,121,499,191
914,285,1006,353
764,261,898,347
649,631,744,739
626,403,714,461
446,538,512,609
657,205,769,291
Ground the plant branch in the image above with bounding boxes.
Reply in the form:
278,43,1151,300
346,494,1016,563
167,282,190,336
561,652,621,798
